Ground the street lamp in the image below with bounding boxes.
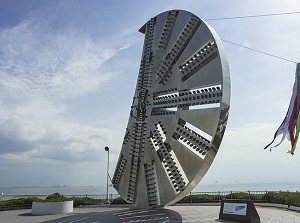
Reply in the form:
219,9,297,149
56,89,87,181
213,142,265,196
104,146,109,203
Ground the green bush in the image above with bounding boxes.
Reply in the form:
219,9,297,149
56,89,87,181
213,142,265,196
0,197,43,207
194,194,213,202
224,192,249,200
262,191,300,206
0,194,99,208
71,197,101,207
111,197,127,204
1,191,299,208
44,193,72,202
209,194,223,201
249,193,264,201
179,194,219,203
178,191,300,207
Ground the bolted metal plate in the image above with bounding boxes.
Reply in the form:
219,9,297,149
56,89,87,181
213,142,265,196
112,10,230,209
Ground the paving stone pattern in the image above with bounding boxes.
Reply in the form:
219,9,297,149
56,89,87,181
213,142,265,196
1,205,300,223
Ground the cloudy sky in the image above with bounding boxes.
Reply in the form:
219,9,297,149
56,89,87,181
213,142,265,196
0,0,300,190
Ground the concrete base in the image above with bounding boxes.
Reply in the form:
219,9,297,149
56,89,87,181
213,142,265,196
31,201,73,215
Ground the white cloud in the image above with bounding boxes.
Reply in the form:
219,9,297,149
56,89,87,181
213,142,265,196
200,122,300,184
0,23,121,100
0,2,138,165
1,0,300,188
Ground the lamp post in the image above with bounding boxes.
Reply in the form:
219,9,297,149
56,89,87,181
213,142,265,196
104,146,109,203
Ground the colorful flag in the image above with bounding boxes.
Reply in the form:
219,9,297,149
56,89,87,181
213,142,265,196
264,63,300,155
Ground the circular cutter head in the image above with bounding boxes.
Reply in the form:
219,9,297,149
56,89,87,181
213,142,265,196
112,10,230,209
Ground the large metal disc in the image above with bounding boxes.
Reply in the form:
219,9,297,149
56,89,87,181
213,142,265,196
112,10,230,208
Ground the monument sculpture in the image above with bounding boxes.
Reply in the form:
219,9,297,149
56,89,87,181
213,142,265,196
112,10,231,208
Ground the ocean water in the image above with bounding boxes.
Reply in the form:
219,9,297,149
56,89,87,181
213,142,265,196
195,181,300,192
0,185,110,196
1,181,299,196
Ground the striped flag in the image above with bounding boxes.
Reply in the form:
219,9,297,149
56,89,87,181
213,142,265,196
264,63,300,155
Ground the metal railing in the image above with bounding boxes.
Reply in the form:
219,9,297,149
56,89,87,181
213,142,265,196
180,190,300,207
1,190,300,208
64,190,300,207
64,194,120,200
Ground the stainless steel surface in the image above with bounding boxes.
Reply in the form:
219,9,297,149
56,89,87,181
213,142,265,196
112,10,231,209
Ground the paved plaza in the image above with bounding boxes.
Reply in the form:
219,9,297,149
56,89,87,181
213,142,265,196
1,205,300,223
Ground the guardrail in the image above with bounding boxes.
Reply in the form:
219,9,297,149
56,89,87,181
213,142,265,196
0,204,32,211
64,194,120,200
181,190,300,207
1,190,300,210
65,190,300,207
0,194,47,201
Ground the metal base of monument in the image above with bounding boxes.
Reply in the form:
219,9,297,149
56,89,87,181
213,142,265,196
219,199,260,223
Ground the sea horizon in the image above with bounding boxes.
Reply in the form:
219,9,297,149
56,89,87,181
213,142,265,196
0,181,299,195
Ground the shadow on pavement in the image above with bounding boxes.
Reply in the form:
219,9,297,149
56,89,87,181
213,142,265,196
18,212,32,216
38,208,182,223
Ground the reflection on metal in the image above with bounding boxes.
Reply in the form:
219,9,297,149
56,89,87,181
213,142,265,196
112,10,231,209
